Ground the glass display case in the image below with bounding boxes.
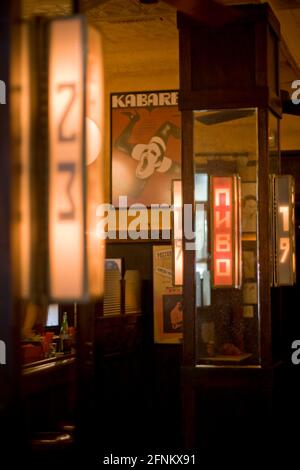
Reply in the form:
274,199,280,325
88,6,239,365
177,3,285,370
190,106,294,366
193,108,261,365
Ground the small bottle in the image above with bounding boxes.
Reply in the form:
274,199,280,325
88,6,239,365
60,312,69,353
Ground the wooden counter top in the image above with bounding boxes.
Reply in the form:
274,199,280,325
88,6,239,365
21,353,76,396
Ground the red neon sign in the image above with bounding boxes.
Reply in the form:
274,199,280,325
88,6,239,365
211,176,240,288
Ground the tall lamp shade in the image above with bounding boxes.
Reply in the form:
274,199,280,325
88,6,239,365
20,22,32,298
48,16,105,302
172,180,183,286
271,175,296,286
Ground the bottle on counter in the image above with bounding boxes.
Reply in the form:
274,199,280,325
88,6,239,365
59,312,69,353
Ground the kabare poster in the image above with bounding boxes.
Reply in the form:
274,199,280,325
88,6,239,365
111,90,181,207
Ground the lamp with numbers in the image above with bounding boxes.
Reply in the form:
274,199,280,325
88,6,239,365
19,16,105,303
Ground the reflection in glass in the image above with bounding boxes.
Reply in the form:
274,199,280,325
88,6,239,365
195,202,207,260
269,111,280,174
193,108,260,365
195,173,208,201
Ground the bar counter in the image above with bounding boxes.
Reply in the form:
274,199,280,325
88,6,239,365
22,353,76,396
21,353,76,436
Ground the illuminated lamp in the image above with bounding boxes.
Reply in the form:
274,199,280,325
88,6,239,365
172,180,183,286
19,22,32,298
271,175,296,286
86,117,102,165
48,16,105,302
19,17,105,304
210,175,241,288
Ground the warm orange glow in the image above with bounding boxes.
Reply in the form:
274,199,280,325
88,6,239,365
49,17,105,301
86,117,101,165
172,180,183,286
20,23,31,297
86,25,105,297
279,237,290,263
278,206,290,263
273,176,296,285
279,206,289,232
49,17,85,301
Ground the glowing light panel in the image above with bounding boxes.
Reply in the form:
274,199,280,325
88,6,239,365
211,176,241,288
172,180,183,286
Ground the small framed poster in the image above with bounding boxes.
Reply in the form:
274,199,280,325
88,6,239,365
241,182,257,234
153,245,183,344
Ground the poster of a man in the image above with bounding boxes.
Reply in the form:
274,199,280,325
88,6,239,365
242,250,256,279
163,295,183,333
242,194,257,233
111,90,181,206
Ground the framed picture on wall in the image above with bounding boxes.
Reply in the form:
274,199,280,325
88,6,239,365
111,90,181,207
243,282,258,305
241,182,257,234
242,249,256,280
153,245,183,344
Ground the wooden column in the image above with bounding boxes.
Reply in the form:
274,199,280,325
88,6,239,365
0,0,22,456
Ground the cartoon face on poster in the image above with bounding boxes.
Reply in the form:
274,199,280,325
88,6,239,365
111,90,181,207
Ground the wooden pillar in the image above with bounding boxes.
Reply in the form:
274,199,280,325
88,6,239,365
0,0,22,456
177,4,282,452
75,302,96,459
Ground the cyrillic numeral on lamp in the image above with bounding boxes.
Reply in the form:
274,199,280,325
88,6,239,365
48,17,84,301
272,175,296,286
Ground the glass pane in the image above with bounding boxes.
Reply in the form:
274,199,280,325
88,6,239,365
269,111,281,362
195,173,208,201
269,111,280,174
193,108,260,366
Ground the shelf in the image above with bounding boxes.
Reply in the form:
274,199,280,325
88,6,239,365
199,353,253,363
